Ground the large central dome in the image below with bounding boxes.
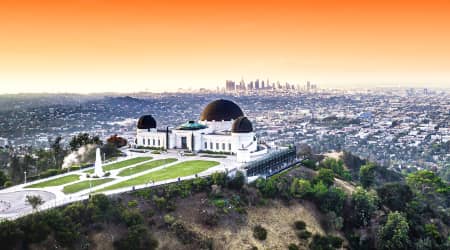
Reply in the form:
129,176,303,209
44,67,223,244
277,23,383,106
200,99,244,121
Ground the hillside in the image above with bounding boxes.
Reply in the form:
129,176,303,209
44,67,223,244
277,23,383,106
1,153,449,250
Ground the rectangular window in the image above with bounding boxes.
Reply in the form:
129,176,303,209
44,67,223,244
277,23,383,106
148,139,151,145
216,143,219,150
229,143,232,150
210,142,213,149
204,142,207,149
153,139,155,145
222,143,225,150
143,139,145,145
158,139,160,146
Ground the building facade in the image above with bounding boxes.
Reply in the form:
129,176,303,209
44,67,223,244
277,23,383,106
135,99,260,161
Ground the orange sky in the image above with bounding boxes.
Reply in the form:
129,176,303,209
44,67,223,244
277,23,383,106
0,0,449,93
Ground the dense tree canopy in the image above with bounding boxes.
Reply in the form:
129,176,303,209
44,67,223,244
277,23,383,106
377,212,410,250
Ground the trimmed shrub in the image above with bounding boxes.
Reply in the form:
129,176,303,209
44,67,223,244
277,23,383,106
163,214,175,225
199,210,219,227
121,210,143,227
128,200,138,208
40,168,58,178
297,230,312,239
253,225,267,240
288,243,299,250
3,180,13,188
309,234,343,250
228,171,245,190
294,220,306,230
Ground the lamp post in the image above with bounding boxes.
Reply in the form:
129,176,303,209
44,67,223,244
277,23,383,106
24,171,27,184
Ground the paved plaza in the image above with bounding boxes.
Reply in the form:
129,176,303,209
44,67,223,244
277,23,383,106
0,149,242,220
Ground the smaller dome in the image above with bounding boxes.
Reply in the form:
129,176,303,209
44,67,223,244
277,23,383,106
137,115,157,129
232,116,253,133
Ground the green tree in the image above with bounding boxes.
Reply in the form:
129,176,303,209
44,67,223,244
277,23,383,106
359,163,376,188
407,170,449,195
290,179,312,198
26,195,44,211
69,133,102,151
8,152,23,183
87,194,112,221
320,158,346,178
101,142,122,159
312,183,346,214
228,171,245,190
351,187,378,227
35,148,55,172
0,220,24,249
0,170,8,187
255,178,277,198
315,168,335,187
377,212,410,250
253,225,267,240
376,183,413,212
50,136,66,169
211,171,227,186
114,224,158,250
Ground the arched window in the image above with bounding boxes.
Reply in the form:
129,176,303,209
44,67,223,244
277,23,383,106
153,139,155,145
148,139,151,145
228,143,232,150
143,138,145,145
210,142,213,149
204,142,207,149
216,143,219,150
158,139,160,146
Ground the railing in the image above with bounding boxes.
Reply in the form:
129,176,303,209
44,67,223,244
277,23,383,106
244,146,297,177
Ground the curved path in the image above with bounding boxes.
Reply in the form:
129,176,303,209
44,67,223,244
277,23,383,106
0,190,55,217
0,149,242,220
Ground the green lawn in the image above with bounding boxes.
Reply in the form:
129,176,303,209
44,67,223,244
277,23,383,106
98,160,219,192
63,178,114,194
84,157,152,173
118,158,178,177
25,174,80,188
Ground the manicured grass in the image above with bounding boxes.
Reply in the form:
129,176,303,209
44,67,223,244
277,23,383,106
118,158,178,177
84,157,152,173
63,178,114,194
98,160,219,192
25,174,80,188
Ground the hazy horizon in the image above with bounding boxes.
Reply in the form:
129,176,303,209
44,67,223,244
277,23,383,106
1,0,449,94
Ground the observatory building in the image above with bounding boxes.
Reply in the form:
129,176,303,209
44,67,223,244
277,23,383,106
135,99,263,162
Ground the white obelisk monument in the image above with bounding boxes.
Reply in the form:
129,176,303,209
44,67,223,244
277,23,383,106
94,147,104,177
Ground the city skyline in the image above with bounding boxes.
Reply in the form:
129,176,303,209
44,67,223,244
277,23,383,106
1,0,450,93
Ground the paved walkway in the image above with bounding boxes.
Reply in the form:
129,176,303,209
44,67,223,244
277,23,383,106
0,149,242,220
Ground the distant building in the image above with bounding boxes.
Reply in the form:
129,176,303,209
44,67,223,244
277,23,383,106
225,80,236,91
0,137,8,148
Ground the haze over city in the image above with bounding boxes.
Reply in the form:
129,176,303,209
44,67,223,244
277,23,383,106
1,0,450,93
